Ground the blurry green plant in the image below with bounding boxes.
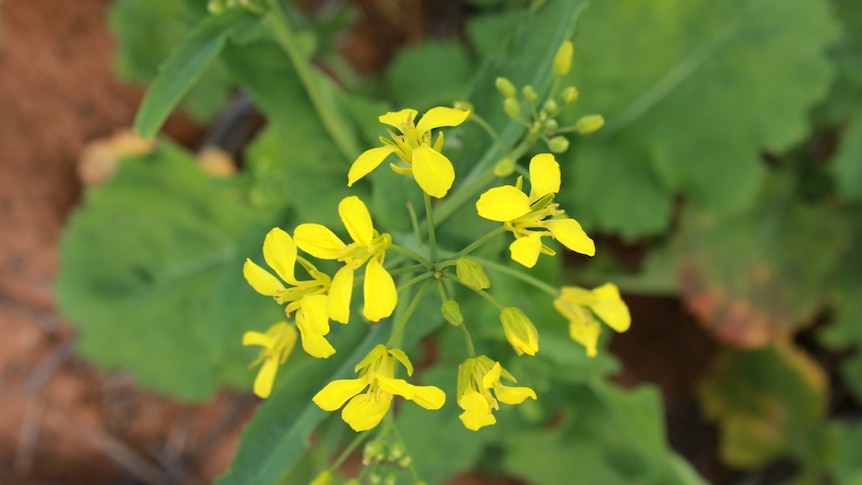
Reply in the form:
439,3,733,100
58,0,862,483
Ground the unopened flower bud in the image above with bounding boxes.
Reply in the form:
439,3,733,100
504,98,520,119
363,440,385,465
548,136,569,153
442,300,464,326
388,442,406,461
207,0,226,13
553,40,574,76
456,258,490,290
383,472,397,485
522,85,537,101
495,77,517,98
575,114,605,134
544,119,559,131
543,99,559,116
561,86,579,104
493,157,516,177
309,470,333,485
500,307,539,356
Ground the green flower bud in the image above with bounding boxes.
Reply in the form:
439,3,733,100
495,77,517,98
388,442,406,461
542,99,559,116
442,300,464,326
398,454,412,468
522,85,537,101
493,157,516,177
500,307,539,356
575,114,605,134
503,98,520,119
561,86,579,104
553,40,574,76
383,472,397,485
548,136,569,153
363,439,386,465
453,100,473,112
456,258,490,290
207,0,226,13
544,118,559,131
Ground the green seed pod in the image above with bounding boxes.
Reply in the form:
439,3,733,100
456,258,491,290
553,40,574,76
442,300,464,326
575,114,605,134
493,157,516,177
495,77,517,98
522,85,538,101
548,136,569,153
504,98,521,119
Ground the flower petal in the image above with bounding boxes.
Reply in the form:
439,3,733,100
338,196,374,246
388,347,413,376
348,145,395,187
379,108,418,129
476,186,532,222
458,390,496,431
243,259,285,297
494,384,537,405
242,331,272,349
500,307,539,356
327,266,353,324
300,294,331,336
509,233,543,268
412,144,455,198
263,227,298,284
528,153,561,201
569,319,602,357
545,218,595,256
342,393,391,431
592,283,631,332
312,378,368,411
481,362,503,389
415,106,470,133
363,258,397,321
253,358,279,398
377,376,445,409
294,223,347,260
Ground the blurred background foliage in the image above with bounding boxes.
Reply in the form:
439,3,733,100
55,0,862,483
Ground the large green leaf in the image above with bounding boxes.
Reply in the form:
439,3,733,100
504,382,706,485
109,0,232,122
699,344,834,481
133,8,256,137
385,41,476,111
557,0,838,238
831,110,862,200
57,143,278,400
676,188,851,347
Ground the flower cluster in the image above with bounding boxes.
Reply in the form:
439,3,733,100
239,38,631,484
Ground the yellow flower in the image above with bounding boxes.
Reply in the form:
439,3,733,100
312,344,446,431
476,153,595,268
499,307,539,356
294,196,397,322
457,356,536,431
553,283,630,357
242,322,297,398
243,228,336,358
347,107,471,198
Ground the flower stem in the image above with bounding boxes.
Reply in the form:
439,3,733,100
265,1,360,161
443,273,504,310
424,193,438,262
387,278,432,347
329,430,371,471
388,244,433,270
451,226,507,260
472,256,559,296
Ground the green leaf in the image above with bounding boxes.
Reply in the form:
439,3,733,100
831,424,862,484
109,0,233,121
57,142,276,400
465,9,520,60
558,0,839,237
504,382,706,485
676,187,851,347
832,110,862,200
699,344,833,474
133,9,255,138
386,41,476,111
